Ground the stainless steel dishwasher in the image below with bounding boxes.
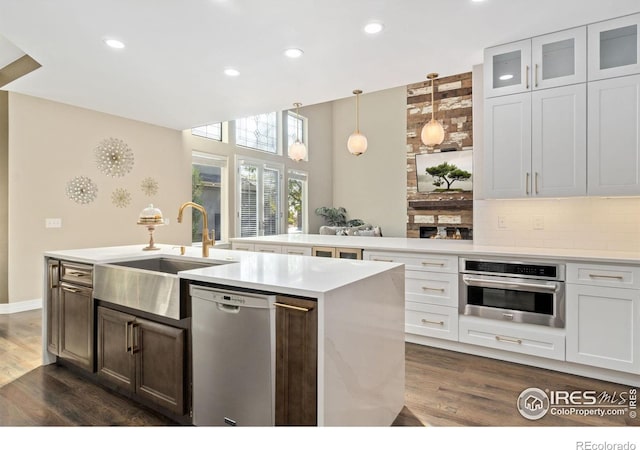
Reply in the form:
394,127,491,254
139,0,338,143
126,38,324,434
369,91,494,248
190,285,276,426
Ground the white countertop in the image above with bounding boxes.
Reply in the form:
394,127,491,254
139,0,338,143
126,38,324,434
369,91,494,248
230,234,640,264
44,244,403,297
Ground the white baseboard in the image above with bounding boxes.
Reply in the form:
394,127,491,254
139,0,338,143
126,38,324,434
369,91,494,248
0,298,42,314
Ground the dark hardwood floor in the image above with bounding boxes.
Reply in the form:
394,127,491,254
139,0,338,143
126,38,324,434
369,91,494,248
0,309,637,427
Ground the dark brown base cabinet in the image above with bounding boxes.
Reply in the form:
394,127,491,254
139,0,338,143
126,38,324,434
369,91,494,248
275,296,318,426
47,260,95,372
97,306,186,416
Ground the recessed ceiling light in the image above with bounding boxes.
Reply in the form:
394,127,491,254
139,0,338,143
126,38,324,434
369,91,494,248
284,48,304,58
224,68,240,77
471,0,486,2
364,22,384,34
499,74,514,80
104,39,125,49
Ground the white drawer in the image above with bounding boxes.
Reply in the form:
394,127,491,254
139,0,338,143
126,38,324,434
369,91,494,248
567,263,640,289
232,243,255,252
282,246,312,256
459,316,565,361
405,270,458,308
365,251,458,273
254,244,282,254
405,302,459,342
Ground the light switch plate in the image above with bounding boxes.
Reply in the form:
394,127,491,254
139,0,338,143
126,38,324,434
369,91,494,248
533,215,544,230
45,218,62,228
497,216,507,229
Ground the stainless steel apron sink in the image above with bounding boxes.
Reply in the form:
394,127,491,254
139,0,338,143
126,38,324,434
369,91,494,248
94,257,226,320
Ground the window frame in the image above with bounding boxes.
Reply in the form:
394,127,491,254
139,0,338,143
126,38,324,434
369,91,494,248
235,155,285,237
191,122,223,141
191,151,228,245
286,169,308,234
234,112,282,155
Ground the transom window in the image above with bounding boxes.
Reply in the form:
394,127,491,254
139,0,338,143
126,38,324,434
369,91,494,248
192,123,222,141
235,112,278,153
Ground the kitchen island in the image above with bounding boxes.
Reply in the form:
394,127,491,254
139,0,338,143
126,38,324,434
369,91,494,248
42,244,405,426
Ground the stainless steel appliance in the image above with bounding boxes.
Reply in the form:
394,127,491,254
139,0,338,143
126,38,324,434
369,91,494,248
459,258,565,328
190,285,276,426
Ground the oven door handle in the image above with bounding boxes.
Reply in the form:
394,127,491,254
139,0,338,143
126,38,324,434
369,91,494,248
462,275,559,293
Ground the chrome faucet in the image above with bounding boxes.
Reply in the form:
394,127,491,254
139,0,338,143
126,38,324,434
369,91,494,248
177,202,215,258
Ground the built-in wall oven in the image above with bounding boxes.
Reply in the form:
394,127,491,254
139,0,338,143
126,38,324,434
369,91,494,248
459,258,565,328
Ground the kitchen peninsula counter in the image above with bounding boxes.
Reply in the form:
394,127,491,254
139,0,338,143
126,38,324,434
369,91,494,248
230,234,640,265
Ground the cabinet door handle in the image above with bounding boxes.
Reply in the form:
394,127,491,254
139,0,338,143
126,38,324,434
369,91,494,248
421,261,445,267
130,323,139,355
274,302,311,312
535,172,539,194
495,335,522,345
588,273,624,280
125,321,133,353
372,258,394,262
62,286,81,293
535,63,539,87
526,172,530,195
421,319,444,326
421,286,445,292
525,65,530,89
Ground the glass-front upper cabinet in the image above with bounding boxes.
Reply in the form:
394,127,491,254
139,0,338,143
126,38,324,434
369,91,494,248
484,27,586,98
588,13,640,81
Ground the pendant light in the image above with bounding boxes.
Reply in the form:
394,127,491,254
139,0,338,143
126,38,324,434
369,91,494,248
347,89,368,156
288,102,307,161
420,72,445,148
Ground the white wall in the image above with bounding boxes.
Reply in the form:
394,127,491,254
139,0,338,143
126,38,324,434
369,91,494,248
0,91,7,303
8,93,191,303
331,86,407,237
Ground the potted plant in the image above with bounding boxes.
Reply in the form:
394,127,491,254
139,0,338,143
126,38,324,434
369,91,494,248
314,207,364,227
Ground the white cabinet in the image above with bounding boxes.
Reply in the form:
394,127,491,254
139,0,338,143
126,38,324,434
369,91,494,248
484,84,586,198
459,316,565,361
232,242,255,252
587,74,640,196
364,250,459,342
484,27,586,98
282,246,312,256
588,13,640,81
566,263,640,374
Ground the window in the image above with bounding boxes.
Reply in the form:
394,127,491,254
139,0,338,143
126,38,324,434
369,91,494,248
192,152,227,243
235,112,279,153
192,123,222,141
287,170,308,234
237,157,283,237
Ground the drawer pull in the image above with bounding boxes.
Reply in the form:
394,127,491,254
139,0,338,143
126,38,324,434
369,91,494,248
62,286,81,294
421,286,445,292
287,251,305,255
260,250,276,253
373,258,394,262
274,302,311,312
67,271,89,277
421,319,444,326
421,261,445,267
588,273,624,280
495,335,522,345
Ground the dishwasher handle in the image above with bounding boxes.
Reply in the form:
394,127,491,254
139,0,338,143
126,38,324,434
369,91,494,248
217,302,240,313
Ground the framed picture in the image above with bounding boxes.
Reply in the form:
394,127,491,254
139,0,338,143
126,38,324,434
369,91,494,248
415,149,473,193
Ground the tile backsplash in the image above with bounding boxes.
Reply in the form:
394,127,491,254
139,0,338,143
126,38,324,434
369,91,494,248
473,198,640,252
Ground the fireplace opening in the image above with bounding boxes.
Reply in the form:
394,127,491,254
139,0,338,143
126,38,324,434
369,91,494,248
420,226,472,240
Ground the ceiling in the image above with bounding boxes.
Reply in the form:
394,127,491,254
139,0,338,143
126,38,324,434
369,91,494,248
0,0,638,131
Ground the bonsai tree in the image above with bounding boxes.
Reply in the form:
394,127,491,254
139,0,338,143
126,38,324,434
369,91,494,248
425,162,471,191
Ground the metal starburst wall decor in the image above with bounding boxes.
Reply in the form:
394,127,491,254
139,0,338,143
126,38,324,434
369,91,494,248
140,177,159,196
111,188,132,208
66,176,98,205
95,137,135,177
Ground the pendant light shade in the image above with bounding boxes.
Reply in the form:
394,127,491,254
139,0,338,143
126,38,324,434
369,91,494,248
288,102,307,161
347,89,368,156
420,73,445,148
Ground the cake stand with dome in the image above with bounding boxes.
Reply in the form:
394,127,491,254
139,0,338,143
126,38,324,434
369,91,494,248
137,204,165,251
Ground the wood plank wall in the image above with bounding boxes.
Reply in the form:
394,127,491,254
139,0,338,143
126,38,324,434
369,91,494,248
406,72,473,239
